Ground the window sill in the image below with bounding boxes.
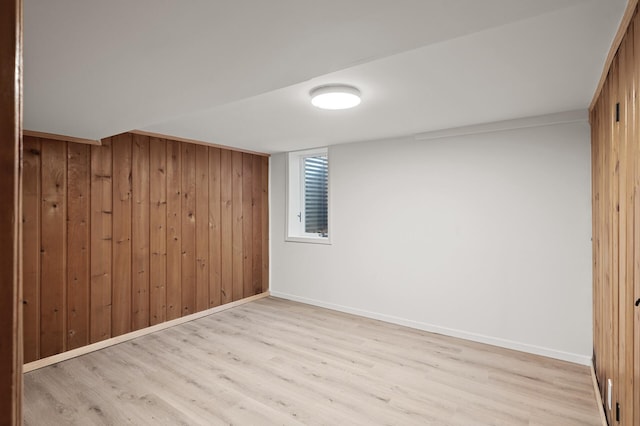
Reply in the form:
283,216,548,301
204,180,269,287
285,236,332,245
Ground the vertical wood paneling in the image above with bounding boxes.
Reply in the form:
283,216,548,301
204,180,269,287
149,138,167,325
604,75,612,402
166,140,182,321
111,134,132,337
261,156,269,293
208,148,222,308
252,155,263,296
132,134,150,331
231,151,244,301
181,143,197,315
610,55,621,423
591,106,600,377
620,30,635,426
22,137,40,363
591,8,640,424
597,65,613,417
0,1,22,419
40,141,67,357
195,145,209,312
90,138,112,343
603,72,614,420
242,153,253,298
594,95,604,395
220,150,233,304
22,132,269,363
604,75,614,406
66,143,90,350
611,69,620,418
634,15,640,426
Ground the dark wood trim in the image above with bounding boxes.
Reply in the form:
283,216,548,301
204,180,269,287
0,0,23,424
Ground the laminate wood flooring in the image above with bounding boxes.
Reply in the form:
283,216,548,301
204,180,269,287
23,297,602,425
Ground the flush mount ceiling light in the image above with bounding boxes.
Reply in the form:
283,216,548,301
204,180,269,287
310,84,361,110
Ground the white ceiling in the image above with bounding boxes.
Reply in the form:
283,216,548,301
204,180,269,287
24,0,625,153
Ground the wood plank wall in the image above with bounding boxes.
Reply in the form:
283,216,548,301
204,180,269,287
591,4,640,425
0,0,22,423
22,133,269,363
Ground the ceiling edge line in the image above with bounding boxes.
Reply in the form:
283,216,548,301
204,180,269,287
129,130,270,157
23,130,101,146
413,109,588,142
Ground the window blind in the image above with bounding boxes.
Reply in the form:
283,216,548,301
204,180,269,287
304,155,328,235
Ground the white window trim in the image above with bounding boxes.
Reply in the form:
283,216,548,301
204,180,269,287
286,147,331,245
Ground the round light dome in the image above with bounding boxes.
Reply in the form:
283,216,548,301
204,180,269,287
310,85,361,110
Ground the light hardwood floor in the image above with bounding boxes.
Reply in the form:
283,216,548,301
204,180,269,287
24,297,601,425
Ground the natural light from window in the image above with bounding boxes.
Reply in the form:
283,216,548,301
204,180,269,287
286,147,330,244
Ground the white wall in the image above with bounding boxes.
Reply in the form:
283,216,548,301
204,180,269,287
270,117,593,365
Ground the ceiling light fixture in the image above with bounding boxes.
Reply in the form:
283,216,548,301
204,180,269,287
310,85,361,110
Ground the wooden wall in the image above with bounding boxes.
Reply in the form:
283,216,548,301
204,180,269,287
1,0,22,423
591,4,639,425
22,133,269,363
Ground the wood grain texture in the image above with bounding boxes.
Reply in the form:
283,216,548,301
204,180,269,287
208,148,222,308
252,155,263,296
242,153,253,298
24,298,602,426
132,134,150,331
232,151,244,301
195,145,209,312
181,143,197,315
149,138,167,326
111,134,133,337
590,7,640,424
22,130,100,146
90,139,112,343
40,140,67,358
165,140,182,321
619,28,635,426
22,136,40,363
590,364,608,425
22,133,269,363
262,156,269,293
221,149,233,304
129,129,270,158
634,14,640,425
610,52,621,426
0,1,22,422
66,143,90,350
24,292,268,373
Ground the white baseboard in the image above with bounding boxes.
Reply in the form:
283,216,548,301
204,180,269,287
24,291,270,373
270,291,592,366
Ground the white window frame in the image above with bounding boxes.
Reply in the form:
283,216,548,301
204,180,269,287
286,147,331,244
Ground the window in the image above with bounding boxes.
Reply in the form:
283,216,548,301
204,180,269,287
287,147,330,244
